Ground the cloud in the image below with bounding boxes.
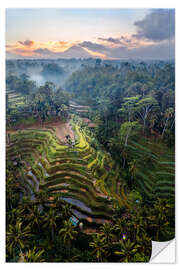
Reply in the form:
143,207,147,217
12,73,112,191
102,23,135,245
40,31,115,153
34,48,54,55
6,44,17,48
6,39,175,59
98,37,120,44
6,9,175,61
133,9,175,41
79,41,108,52
98,36,142,48
18,40,35,47
106,40,174,59
59,41,69,46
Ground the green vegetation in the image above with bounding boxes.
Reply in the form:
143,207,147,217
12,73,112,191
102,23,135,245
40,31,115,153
6,59,175,262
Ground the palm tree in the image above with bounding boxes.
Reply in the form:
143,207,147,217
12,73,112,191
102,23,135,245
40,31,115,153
148,205,170,241
114,239,140,262
34,189,49,209
162,107,174,138
43,208,58,241
100,223,114,245
121,147,128,168
128,160,137,179
135,232,152,256
148,198,173,241
24,247,45,262
114,218,126,239
59,220,78,257
128,159,137,188
130,212,146,241
6,219,32,257
7,207,24,225
27,205,43,233
154,198,173,220
89,234,108,262
53,195,64,213
62,202,72,220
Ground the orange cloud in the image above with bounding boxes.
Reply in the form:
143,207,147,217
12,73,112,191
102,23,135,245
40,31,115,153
82,47,106,59
12,48,35,57
6,40,80,57
18,40,35,47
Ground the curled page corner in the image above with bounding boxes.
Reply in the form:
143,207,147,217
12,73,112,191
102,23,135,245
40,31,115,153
150,239,175,263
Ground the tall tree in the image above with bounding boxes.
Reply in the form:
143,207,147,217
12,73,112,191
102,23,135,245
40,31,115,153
43,208,58,241
119,96,140,122
115,239,140,262
59,220,78,256
89,234,108,262
100,223,114,245
135,97,159,133
161,107,174,138
24,247,45,262
6,219,32,257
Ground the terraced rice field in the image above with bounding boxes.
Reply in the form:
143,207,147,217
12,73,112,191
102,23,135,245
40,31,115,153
6,89,25,109
127,139,175,202
6,121,129,229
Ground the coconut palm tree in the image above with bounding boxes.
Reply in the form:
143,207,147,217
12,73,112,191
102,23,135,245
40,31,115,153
34,189,49,209
43,208,58,241
114,239,140,262
6,219,32,257
148,212,170,241
6,207,24,226
128,159,138,188
27,205,43,233
59,220,78,257
154,198,173,220
24,247,45,262
128,160,137,179
162,107,174,138
100,223,114,245
130,212,146,241
114,218,126,239
53,195,64,214
62,202,72,220
135,232,152,257
148,198,173,240
89,234,108,262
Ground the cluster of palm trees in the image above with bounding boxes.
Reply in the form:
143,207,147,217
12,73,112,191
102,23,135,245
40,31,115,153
6,161,174,262
89,215,151,262
6,180,79,262
88,197,174,262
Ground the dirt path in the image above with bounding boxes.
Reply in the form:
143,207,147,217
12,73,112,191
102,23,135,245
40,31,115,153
7,120,75,143
83,227,99,234
51,122,75,142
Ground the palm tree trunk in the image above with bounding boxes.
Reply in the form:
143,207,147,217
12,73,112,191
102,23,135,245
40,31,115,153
51,227,54,241
156,228,159,241
123,156,126,169
143,116,146,134
162,116,169,138
170,118,175,130
124,127,132,147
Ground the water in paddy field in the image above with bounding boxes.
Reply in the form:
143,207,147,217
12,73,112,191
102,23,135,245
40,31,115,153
72,209,89,219
38,162,50,177
26,182,35,201
28,170,39,190
62,197,92,213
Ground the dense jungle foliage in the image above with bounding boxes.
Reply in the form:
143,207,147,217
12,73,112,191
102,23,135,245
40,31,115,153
6,59,175,262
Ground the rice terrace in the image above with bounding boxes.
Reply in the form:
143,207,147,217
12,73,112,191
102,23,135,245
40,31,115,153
6,8,175,263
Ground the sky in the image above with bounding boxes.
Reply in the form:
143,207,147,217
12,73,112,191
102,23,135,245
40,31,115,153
6,8,175,59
